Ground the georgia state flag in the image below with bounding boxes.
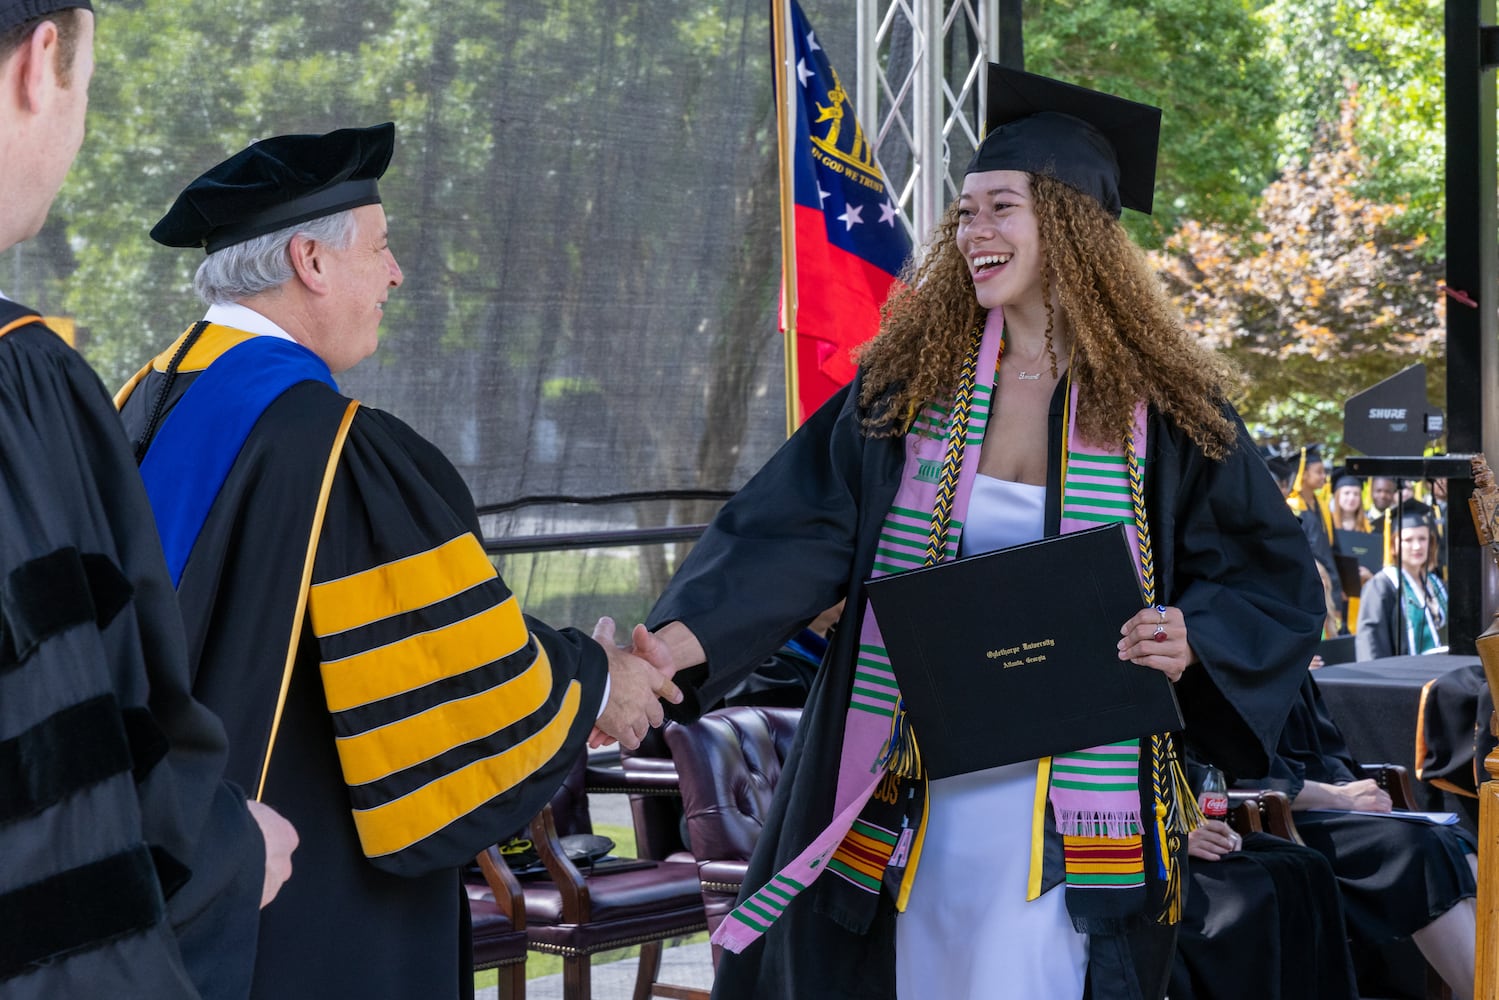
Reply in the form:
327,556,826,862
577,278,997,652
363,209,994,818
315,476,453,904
781,0,912,423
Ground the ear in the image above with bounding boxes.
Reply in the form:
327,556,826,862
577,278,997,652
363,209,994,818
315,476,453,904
13,20,62,115
287,233,331,295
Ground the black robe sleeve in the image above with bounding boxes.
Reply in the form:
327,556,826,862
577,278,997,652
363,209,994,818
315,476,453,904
1354,571,1400,660
1152,413,1326,777
1300,502,1345,606
648,380,882,711
0,316,262,997
307,408,608,876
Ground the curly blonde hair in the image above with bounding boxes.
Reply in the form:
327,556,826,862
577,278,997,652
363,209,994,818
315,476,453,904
857,174,1239,459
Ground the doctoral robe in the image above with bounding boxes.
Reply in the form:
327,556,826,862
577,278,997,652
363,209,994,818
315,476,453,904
648,373,1324,999
119,323,607,1000
0,301,262,999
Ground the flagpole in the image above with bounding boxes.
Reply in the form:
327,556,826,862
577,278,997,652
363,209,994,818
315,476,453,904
772,0,800,436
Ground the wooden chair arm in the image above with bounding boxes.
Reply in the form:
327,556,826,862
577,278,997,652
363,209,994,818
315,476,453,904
1226,797,1263,834
475,845,527,931
1227,789,1303,844
1360,762,1417,811
530,803,592,922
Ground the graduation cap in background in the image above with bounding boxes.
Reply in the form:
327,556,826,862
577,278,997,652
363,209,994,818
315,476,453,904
1259,445,1295,485
1390,497,1437,531
0,0,91,34
966,65,1162,218
1331,468,1362,493
152,122,395,253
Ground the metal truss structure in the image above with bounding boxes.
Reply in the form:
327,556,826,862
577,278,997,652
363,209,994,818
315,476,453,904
854,0,999,244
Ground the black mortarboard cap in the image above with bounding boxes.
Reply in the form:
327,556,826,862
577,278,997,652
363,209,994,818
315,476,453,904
1332,471,1362,492
0,0,90,34
1300,444,1324,465
152,123,395,253
1391,497,1436,530
1258,445,1292,483
965,65,1161,218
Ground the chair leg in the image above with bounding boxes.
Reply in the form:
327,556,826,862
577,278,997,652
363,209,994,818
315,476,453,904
498,961,526,1000
632,941,664,1000
564,954,590,1000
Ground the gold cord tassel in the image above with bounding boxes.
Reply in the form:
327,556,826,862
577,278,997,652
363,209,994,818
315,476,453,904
879,702,924,779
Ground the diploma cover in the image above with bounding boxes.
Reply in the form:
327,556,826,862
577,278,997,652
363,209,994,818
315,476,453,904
863,523,1183,778
1335,528,1382,574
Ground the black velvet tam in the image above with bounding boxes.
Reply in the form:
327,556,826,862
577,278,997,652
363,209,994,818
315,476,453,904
151,122,394,253
0,0,91,34
965,65,1160,217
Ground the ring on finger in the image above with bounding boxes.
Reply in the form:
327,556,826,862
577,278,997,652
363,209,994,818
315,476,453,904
1152,624,1168,642
1155,604,1168,624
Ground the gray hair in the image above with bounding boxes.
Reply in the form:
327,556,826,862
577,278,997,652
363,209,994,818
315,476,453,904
193,209,359,305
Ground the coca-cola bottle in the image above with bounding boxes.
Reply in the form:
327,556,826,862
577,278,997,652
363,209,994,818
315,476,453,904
1197,766,1228,823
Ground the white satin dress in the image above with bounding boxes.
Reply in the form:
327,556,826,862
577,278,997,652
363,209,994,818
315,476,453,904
895,475,1089,1000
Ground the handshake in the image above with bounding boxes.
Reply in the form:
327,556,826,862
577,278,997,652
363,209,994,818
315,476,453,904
587,617,695,750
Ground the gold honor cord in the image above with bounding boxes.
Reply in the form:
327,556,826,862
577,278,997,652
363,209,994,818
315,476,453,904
256,399,361,801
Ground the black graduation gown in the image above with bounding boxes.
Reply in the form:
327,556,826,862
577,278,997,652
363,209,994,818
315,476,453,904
1299,499,1345,610
119,326,608,1000
1354,570,1403,659
1255,674,1476,996
1168,832,1357,1000
0,303,262,998
647,374,1324,1000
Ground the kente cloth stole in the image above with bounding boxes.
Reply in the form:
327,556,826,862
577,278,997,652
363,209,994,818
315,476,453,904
711,312,1192,957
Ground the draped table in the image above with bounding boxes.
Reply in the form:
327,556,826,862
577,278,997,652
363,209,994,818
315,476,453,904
1312,653,1487,828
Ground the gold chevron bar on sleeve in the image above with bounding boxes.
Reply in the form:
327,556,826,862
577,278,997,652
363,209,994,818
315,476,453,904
350,681,582,858
310,533,497,637
333,645,555,786
317,598,531,713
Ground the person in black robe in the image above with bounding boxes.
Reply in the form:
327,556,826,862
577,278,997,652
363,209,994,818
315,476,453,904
118,124,680,1000
1288,445,1346,629
0,3,282,996
1168,764,1358,1000
635,67,1323,1000
1250,673,1476,998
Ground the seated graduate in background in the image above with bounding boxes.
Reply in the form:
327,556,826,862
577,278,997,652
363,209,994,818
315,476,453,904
1354,499,1448,660
1169,761,1357,1000
1249,671,1475,999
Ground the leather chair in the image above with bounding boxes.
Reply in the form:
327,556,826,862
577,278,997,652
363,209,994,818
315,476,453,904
615,731,692,863
521,749,708,1000
470,846,528,999
661,706,801,964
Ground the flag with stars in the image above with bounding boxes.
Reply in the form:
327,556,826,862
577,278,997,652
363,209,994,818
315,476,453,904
779,0,912,424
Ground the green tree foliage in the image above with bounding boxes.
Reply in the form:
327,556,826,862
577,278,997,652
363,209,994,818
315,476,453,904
1152,96,1446,451
50,1,784,508
1258,0,1445,251
1024,0,1283,243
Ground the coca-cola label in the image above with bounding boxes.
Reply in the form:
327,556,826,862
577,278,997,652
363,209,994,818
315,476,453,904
1198,792,1228,820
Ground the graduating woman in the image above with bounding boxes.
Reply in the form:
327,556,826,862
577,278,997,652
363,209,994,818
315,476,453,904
1355,499,1449,660
640,67,1323,1000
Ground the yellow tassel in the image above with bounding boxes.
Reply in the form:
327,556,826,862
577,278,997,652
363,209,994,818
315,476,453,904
1170,754,1205,833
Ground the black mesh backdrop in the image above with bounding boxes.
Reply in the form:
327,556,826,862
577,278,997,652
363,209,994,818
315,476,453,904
0,1,873,631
